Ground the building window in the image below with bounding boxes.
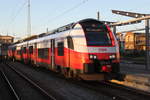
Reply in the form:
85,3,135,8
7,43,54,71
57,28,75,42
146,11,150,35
127,36,130,42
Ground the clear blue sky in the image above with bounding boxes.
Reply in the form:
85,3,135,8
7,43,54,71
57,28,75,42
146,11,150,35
0,0,150,38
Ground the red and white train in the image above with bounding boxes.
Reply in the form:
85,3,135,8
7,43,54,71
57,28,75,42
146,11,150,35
8,19,120,80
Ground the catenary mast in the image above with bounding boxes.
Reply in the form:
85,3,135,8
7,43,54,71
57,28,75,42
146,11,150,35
27,0,31,37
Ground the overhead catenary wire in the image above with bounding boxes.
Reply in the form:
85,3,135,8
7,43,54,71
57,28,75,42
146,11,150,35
34,0,89,31
0,1,27,35
8,1,28,35
10,1,27,25
47,0,89,22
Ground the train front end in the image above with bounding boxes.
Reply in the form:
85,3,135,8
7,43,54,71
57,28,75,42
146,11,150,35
79,19,120,80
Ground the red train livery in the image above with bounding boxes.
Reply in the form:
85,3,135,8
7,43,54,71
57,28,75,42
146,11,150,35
8,19,120,80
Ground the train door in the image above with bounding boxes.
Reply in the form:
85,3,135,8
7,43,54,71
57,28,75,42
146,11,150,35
21,46,23,61
29,45,33,63
27,44,30,62
51,39,55,69
67,36,74,68
34,43,37,65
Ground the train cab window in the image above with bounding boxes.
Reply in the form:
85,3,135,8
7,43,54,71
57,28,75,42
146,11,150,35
80,20,112,46
84,25,112,46
29,46,33,54
57,42,64,56
67,36,74,50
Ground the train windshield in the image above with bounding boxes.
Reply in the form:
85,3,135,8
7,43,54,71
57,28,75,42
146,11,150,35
84,24,112,46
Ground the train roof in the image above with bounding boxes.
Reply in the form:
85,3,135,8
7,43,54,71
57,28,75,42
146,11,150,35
11,18,106,46
78,18,104,24
44,18,105,36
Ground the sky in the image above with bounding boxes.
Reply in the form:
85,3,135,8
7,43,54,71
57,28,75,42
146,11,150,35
0,0,150,39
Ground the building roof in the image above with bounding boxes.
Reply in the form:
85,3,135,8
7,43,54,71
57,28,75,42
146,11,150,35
0,35,14,38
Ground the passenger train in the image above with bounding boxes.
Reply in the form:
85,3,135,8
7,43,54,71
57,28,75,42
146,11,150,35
8,19,120,80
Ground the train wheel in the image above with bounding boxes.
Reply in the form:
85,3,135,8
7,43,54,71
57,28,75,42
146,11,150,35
61,68,67,77
68,70,74,78
13,58,15,62
56,66,61,73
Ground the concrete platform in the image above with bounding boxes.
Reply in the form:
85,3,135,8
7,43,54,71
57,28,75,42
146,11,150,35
111,62,150,93
120,62,150,76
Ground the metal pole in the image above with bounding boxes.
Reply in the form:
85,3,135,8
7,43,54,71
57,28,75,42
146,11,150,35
113,26,116,35
46,28,49,34
27,0,31,37
145,19,150,69
97,11,100,21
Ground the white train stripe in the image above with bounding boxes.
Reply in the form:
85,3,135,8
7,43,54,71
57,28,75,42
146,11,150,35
75,46,117,53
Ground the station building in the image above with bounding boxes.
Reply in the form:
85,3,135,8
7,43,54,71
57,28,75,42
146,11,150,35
0,35,14,59
0,35,14,44
116,32,146,55
124,32,146,51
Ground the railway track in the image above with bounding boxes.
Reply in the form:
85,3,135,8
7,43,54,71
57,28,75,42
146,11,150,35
7,62,150,100
36,68,150,100
65,75,150,100
2,63,64,100
63,79,149,100
85,81,150,100
103,81,150,99
0,68,19,100
64,73,150,100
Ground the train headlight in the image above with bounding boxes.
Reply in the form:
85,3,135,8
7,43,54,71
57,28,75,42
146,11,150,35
93,55,97,59
89,55,93,59
109,54,116,59
89,54,97,59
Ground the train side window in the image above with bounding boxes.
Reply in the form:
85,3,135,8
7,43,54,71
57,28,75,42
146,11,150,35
57,42,64,56
23,47,26,53
67,36,74,50
38,49,42,58
38,48,49,59
21,47,23,53
17,50,21,55
43,48,49,59
12,47,16,52
29,46,33,54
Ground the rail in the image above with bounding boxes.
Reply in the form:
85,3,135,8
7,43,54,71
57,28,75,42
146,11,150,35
4,62,58,100
0,68,20,100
